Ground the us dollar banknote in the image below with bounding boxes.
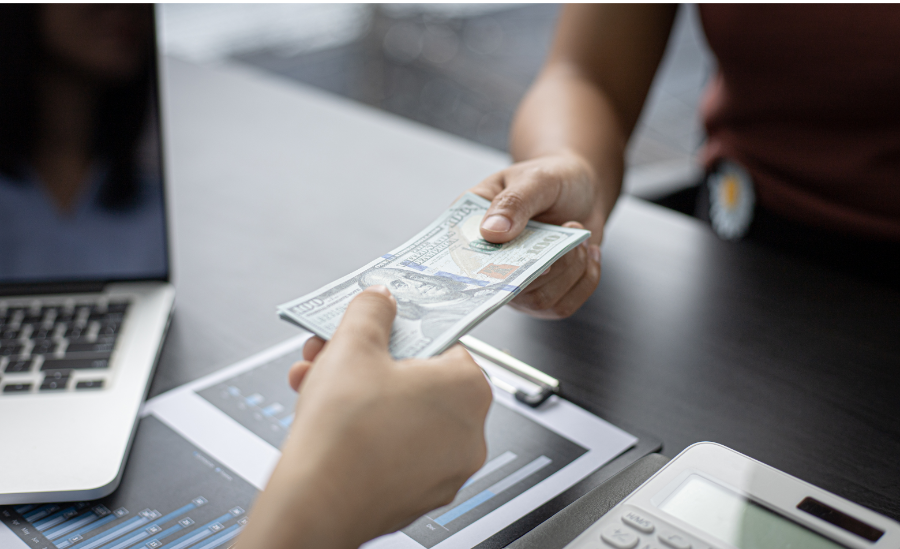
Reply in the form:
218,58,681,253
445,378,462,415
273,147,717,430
278,193,590,359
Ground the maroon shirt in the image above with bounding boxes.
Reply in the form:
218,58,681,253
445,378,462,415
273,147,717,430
699,5,900,240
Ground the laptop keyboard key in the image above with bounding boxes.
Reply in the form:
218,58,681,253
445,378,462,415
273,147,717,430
40,378,69,391
64,326,86,339
0,342,23,356
31,327,53,340
3,383,31,393
107,301,129,313
41,355,111,370
65,341,115,354
98,322,121,336
76,380,104,390
4,359,33,373
31,339,56,355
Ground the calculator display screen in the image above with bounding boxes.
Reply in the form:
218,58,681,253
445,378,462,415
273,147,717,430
659,475,847,549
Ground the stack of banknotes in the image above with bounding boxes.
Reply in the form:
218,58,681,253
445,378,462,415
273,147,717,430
278,193,590,359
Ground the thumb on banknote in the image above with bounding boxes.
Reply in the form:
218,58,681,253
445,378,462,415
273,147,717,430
289,286,397,391
332,285,397,351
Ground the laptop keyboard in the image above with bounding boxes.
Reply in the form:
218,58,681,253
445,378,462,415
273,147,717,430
0,298,130,395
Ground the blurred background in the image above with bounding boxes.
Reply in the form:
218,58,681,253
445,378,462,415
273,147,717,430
158,3,714,201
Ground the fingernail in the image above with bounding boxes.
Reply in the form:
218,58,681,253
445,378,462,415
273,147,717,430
482,214,511,233
589,245,601,264
539,265,552,277
365,285,392,299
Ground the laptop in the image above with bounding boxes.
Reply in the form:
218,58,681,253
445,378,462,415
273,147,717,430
0,5,175,503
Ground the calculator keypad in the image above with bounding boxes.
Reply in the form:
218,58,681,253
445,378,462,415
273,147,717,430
601,526,639,549
563,505,707,549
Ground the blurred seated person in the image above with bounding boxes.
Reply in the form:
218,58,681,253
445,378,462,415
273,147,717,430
0,4,166,283
466,4,900,320
238,287,492,549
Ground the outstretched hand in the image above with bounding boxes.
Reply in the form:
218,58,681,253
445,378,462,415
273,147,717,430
470,152,604,319
240,286,492,549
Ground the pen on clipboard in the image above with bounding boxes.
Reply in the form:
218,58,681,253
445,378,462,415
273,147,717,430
459,335,560,408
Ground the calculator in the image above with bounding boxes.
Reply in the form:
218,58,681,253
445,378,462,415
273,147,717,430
562,442,899,549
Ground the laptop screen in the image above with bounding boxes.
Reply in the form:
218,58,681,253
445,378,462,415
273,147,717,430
0,5,169,287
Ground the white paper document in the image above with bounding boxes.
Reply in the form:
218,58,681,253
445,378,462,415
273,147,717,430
1,336,636,549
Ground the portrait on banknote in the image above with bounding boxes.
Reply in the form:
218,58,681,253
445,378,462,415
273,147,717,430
357,267,516,340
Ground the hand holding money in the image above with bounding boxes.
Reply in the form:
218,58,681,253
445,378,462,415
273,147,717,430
278,193,590,359
470,153,606,319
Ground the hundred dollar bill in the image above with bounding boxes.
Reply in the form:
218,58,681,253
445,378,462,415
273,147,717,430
278,193,590,359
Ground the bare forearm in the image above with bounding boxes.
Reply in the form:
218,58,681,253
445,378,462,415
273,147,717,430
237,458,363,549
510,65,628,225
509,4,677,226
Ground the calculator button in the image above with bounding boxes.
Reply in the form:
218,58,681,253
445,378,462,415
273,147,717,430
601,526,639,549
621,511,655,533
659,532,691,549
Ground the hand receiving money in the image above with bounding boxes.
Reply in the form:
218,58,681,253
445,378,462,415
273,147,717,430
278,193,589,359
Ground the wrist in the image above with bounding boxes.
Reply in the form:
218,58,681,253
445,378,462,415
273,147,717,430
238,445,369,549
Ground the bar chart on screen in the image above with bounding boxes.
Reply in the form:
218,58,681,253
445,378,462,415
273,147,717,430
0,417,257,549
196,349,303,448
400,403,587,548
136,337,635,549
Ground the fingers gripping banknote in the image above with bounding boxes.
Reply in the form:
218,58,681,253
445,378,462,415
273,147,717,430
278,193,590,359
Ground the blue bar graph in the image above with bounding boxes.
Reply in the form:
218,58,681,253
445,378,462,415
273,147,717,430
434,456,552,526
54,513,118,547
0,418,259,549
435,491,494,525
191,523,244,549
68,515,148,549
53,513,118,547
100,528,153,549
157,512,234,549
141,523,184,548
462,451,517,488
261,403,284,416
25,504,61,523
46,509,104,540
35,506,79,531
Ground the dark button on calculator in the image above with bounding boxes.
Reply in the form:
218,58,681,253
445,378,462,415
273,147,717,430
76,380,104,390
3,383,32,393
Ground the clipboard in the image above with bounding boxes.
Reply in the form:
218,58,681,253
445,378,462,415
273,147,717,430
461,335,560,407
459,336,664,549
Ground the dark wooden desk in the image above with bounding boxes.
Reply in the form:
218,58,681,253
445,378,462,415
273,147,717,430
153,58,900,530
